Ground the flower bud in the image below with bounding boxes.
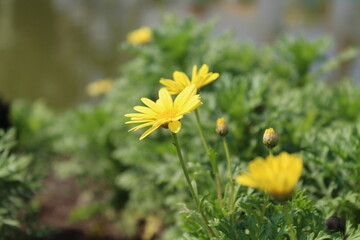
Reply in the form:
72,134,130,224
216,118,228,137
325,216,346,234
263,128,278,149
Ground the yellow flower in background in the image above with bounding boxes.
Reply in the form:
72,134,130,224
125,85,202,140
142,215,162,240
160,64,219,94
127,27,152,44
86,79,113,97
236,152,303,201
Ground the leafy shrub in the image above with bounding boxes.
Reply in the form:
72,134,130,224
0,129,38,239
9,17,360,239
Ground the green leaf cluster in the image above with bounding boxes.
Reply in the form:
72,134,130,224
0,129,37,239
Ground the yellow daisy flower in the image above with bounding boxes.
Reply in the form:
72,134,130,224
127,27,152,44
236,152,303,201
160,64,219,94
86,79,113,97
125,85,202,140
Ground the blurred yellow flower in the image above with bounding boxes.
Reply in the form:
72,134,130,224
86,79,113,97
127,27,152,44
236,152,302,201
125,85,202,140
142,215,162,240
160,64,219,94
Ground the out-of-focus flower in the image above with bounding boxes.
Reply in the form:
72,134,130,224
86,79,113,97
127,27,152,44
142,215,162,240
125,85,202,140
160,64,219,94
236,152,302,201
263,127,278,149
216,117,228,137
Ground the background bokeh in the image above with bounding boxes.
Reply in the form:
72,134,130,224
0,0,360,109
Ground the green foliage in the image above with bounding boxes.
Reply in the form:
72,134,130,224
9,17,360,239
11,100,56,154
117,19,360,238
0,129,36,239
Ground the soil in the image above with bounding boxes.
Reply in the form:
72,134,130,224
33,174,143,240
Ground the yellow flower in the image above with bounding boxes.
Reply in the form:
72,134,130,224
125,85,202,140
236,152,302,201
127,27,152,44
216,117,228,137
160,64,219,94
86,79,113,97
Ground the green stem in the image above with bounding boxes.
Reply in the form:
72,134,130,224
269,148,273,156
222,137,234,212
195,109,209,152
284,202,297,240
172,133,217,238
215,175,223,207
194,109,223,205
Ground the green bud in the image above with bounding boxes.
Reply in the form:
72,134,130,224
263,128,278,149
216,118,228,137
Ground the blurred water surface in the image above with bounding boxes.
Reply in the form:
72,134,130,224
0,0,359,109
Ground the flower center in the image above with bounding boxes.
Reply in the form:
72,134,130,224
159,109,178,120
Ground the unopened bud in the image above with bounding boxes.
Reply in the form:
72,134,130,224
325,216,346,234
263,128,278,149
216,118,228,137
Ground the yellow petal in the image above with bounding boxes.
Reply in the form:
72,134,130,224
124,113,149,119
128,122,155,132
133,106,157,116
203,73,219,85
179,95,202,113
236,174,259,188
139,125,160,140
173,71,191,88
159,79,183,94
174,84,197,109
198,64,209,76
191,65,198,82
158,88,173,110
141,98,163,113
168,121,181,133
125,119,151,124
153,118,168,127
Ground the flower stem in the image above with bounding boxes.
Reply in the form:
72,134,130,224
172,133,217,238
222,137,234,212
269,148,273,156
195,109,209,151
215,175,223,206
194,109,223,205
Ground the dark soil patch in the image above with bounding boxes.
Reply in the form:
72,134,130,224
34,174,130,240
